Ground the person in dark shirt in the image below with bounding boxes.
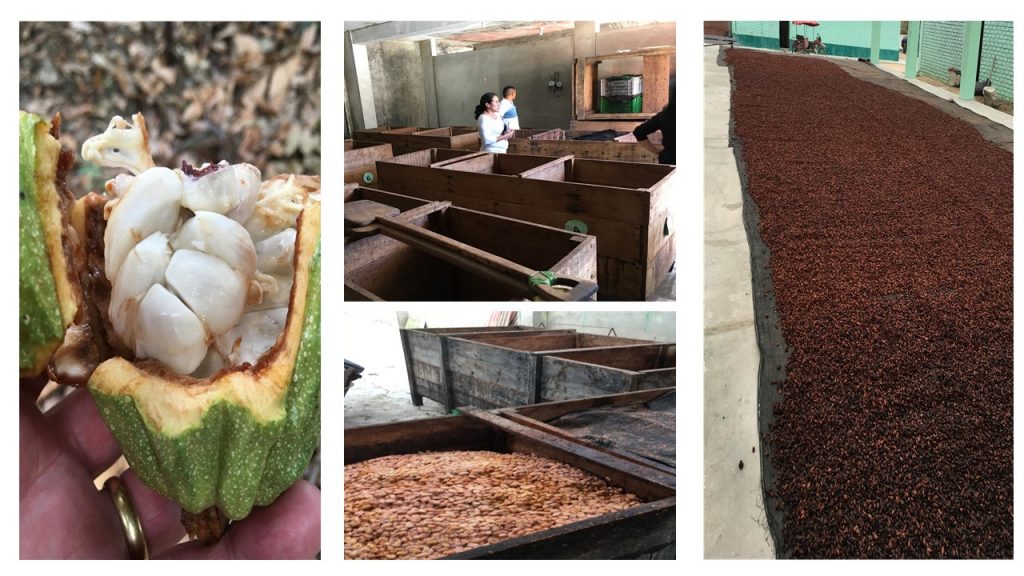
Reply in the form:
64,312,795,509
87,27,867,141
632,81,675,165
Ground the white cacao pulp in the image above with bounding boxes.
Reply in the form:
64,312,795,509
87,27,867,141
83,114,299,376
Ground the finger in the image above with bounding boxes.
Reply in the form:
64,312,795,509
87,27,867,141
157,481,321,560
44,389,122,475
120,469,187,556
20,399,126,559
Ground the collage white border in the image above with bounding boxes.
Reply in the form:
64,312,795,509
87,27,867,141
2,2,1020,572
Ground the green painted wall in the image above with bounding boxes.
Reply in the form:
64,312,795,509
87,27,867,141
919,21,965,87
919,21,1013,102
980,21,1013,102
731,21,901,61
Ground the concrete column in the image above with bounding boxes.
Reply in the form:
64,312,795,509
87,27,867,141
959,21,983,101
573,21,597,59
870,21,881,64
419,39,439,128
344,31,378,130
573,22,597,123
905,21,921,79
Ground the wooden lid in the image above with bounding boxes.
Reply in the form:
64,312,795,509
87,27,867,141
345,199,400,227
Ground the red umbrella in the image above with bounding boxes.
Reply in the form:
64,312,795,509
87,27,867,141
793,21,819,26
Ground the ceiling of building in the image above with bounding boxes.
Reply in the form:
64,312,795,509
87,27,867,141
347,21,671,46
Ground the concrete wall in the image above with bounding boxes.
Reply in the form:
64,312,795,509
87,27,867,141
433,35,573,129
367,41,429,127
980,21,1013,102
733,21,901,60
531,312,675,343
596,22,676,54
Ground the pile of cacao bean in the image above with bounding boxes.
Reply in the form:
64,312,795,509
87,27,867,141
728,49,1012,558
345,451,641,559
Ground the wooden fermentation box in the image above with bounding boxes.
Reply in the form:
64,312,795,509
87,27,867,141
344,188,597,301
345,412,676,559
344,140,393,186
509,129,661,163
376,151,676,300
353,126,480,155
495,387,676,477
399,327,669,410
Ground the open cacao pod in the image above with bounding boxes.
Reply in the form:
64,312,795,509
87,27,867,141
19,110,321,543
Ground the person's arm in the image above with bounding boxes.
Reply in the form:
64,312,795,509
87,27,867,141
632,110,665,142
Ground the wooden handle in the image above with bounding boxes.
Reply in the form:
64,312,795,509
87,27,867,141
374,215,596,301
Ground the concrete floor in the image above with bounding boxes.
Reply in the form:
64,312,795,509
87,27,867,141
343,311,447,428
703,44,774,559
874,58,1014,129
702,43,1014,559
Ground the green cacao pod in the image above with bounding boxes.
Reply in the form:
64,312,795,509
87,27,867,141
89,194,320,520
20,111,321,541
19,112,90,379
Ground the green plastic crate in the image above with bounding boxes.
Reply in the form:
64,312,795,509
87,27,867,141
599,94,643,113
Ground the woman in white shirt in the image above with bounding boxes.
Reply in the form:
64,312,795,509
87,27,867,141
474,92,515,153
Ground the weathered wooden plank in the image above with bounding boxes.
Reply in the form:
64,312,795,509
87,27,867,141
377,160,652,224
520,128,564,140
343,281,381,301
406,331,443,371
384,148,483,167
435,152,496,173
509,138,659,163
399,328,423,405
575,334,655,347
408,127,481,151
439,335,455,412
498,410,676,477
463,333,578,351
596,254,645,301
445,338,534,407
472,410,676,493
411,326,532,336
516,157,570,181
354,127,429,155
549,343,675,371
502,387,673,422
633,368,677,390
437,209,596,277
373,176,644,264
570,158,674,189
642,53,673,114
344,140,393,185
344,187,431,211
493,388,677,477
645,231,675,299
403,328,554,407
539,357,635,400
346,201,598,301
570,120,642,132
343,212,429,268
450,329,577,341
346,237,457,301
446,499,676,559
549,233,598,282
343,199,399,227
343,414,495,462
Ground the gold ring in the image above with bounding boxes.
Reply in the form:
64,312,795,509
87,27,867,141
104,475,149,560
